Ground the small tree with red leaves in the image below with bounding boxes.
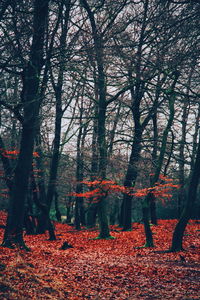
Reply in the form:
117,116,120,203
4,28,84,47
70,176,179,241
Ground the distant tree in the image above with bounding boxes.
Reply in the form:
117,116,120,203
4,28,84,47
142,71,179,247
45,0,72,239
80,0,130,238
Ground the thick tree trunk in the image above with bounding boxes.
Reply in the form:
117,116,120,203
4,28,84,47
2,0,49,250
87,203,98,228
97,196,110,238
170,134,200,251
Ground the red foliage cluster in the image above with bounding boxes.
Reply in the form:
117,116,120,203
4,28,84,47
134,182,180,202
0,149,39,159
70,176,179,203
0,211,200,299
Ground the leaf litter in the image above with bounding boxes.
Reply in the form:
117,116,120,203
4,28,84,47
0,211,199,299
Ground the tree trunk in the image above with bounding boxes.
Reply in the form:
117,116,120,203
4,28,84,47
0,135,13,190
34,135,48,234
142,72,179,246
97,196,110,238
75,97,87,230
150,194,157,225
87,98,98,227
150,112,158,225
55,191,61,222
122,127,142,230
46,0,71,215
81,0,111,238
2,0,49,250
86,203,98,228
170,133,200,252
142,196,154,247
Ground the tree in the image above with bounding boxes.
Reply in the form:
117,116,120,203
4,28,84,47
2,0,49,249
142,71,179,247
71,176,179,241
45,0,72,239
80,0,130,238
170,133,200,251
74,91,89,230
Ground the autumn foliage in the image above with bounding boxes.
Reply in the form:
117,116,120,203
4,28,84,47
0,149,39,159
0,211,200,299
70,175,180,203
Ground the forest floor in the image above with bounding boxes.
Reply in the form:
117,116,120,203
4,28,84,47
0,211,200,300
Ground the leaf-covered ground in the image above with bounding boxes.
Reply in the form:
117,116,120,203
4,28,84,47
0,211,200,299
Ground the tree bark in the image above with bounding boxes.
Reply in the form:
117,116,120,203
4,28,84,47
170,134,200,251
142,72,179,246
80,0,110,238
2,0,49,250
46,0,71,215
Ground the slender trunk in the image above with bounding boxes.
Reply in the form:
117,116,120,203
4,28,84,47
0,136,13,190
66,200,72,224
177,67,195,217
87,97,98,228
55,191,61,222
178,101,188,217
150,112,158,225
75,98,87,230
46,92,62,213
34,136,48,234
142,72,179,246
121,1,149,231
121,105,144,230
108,103,121,158
46,1,71,214
81,0,110,238
191,104,200,169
